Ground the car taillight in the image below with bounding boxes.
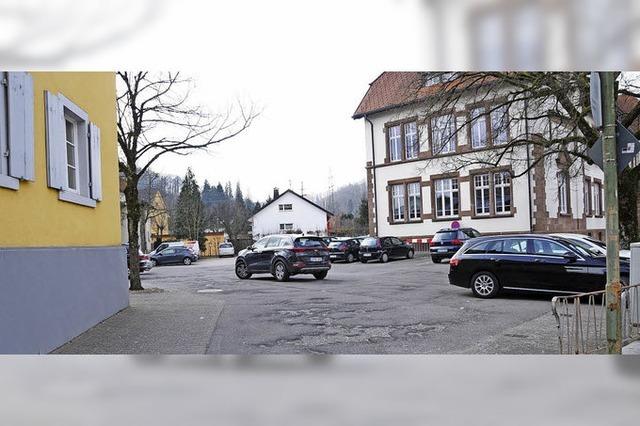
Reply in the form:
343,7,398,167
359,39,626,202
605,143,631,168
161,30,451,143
140,255,149,260
293,248,307,253
427,238,432,246
452,239,462,245
450,258,460,266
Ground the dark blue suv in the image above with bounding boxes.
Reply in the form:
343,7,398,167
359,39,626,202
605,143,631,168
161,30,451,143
429,227,481,263
235,235,331,282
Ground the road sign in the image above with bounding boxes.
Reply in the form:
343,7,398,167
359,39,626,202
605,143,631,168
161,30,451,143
450,220,460,229
588,121,640,174
591,72,603,129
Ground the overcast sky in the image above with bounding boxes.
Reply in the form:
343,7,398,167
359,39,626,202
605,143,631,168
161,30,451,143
72,0,429,202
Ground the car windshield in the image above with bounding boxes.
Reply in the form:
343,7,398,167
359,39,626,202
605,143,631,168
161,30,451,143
294,238,325,248
432,231,457,242
220,243,231,248
565,238,602,257
360,237,379,247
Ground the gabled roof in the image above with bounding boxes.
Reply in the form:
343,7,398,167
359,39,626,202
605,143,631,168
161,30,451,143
251,189,334,218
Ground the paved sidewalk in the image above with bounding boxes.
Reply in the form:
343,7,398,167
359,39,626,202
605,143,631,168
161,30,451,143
54,289,224,354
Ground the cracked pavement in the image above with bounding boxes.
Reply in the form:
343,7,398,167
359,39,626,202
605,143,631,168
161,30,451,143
57,253,560,354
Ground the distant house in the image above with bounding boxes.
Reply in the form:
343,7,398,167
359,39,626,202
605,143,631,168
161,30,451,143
250,188,333,239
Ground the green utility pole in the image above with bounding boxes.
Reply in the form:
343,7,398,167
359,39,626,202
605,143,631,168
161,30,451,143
601,71,622,354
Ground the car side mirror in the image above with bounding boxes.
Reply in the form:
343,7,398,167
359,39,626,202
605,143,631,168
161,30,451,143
563,252,578,262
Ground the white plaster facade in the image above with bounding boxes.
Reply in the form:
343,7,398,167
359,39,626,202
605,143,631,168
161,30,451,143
250,190,332,239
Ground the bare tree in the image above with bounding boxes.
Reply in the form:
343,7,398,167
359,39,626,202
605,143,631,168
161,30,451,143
118,72,258,290
401,72,640,243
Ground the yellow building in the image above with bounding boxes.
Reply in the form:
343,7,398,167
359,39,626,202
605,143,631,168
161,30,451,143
0,72,128,353
150,190,170,238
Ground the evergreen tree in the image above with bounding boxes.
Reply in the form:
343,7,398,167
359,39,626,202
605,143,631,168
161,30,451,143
356,198,369,235
235,182,244,205
224,181,233,198
174,168,205,242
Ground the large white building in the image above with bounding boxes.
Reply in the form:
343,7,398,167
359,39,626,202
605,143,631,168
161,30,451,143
250,189,333,239
353,72,606,241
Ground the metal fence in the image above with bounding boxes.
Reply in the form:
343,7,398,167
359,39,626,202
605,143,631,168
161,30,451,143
550,284,640,354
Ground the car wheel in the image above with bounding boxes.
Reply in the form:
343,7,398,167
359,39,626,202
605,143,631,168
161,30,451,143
235,261,252,279
183,257,192,265
470,272,500,299
273,261,290,282
380,253,389,263
151,259,157,267
431,256,440,264
347,253,355,263
406,250,414,259
313,271,328,280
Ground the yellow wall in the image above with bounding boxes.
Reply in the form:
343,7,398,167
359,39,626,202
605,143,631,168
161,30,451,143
0,72,121,248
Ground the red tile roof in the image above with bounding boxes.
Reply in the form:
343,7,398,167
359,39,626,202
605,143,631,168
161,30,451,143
352,72,425,119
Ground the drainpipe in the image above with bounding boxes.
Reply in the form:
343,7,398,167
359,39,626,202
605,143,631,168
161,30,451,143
524,97,534,232
365,115,379,236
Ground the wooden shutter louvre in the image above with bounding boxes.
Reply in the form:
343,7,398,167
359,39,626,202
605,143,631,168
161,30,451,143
7,72,34,181
89,122,102,201
45,91,66,190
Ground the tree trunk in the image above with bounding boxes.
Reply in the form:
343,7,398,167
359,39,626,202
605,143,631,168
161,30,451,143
139,215,148,253
125,180,144,291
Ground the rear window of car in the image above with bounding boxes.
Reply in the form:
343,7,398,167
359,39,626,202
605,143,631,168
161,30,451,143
460,229,480,238
219,243,232,248
294,238,325,248
328,241,344,248
360,237,379,247
432,231,458,242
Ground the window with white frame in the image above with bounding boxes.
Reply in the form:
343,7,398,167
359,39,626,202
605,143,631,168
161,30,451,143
593,181,602,216
491,105,509,145
407,182,421,220
404,122,418,159
434,178,459,218
279,223,293,231
431,114,455,154
474,174,491,215
494,171,511,214
278,203,293,211
391,184,405,222
584,179,592,216
45,91,102,207
388,125,402,161
0,72,35,190
558,172,569,214
470,107,488,148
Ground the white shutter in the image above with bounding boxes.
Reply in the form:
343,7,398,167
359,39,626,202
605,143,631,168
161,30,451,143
7,72,34,181
45,91,66,190
89,122,102,201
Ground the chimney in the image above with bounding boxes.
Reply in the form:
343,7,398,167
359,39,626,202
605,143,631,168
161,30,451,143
273,187,280,199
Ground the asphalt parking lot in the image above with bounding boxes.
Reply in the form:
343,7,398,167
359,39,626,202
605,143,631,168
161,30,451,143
137,253,560,354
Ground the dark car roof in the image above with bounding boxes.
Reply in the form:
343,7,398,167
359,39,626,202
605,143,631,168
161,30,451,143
466,234,566,243
436,227,477,232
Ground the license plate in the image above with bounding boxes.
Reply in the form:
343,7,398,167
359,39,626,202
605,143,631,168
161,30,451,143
363,253,371,257
437,248,448,253
310,257,323,262
330,254,337,258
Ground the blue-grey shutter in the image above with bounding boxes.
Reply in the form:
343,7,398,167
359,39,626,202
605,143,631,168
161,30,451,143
89,122,102,201
7,72,34,181
45,91,66,190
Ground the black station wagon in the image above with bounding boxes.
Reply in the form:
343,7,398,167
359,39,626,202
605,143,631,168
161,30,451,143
448,234,630,298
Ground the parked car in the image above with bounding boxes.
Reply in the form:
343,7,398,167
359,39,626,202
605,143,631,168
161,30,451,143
123,244,153,274
328,238,361,263
218,242,235,257
235,235,331,282
448,234,630,298
359,236,414,263
551,233,631,259
429,227,481,263
150,241,186,256
150,246,198,266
